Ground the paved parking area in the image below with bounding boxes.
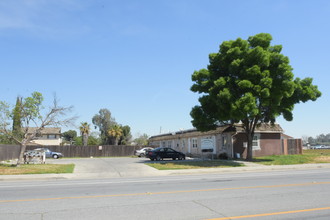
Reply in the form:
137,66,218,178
47,157,162,178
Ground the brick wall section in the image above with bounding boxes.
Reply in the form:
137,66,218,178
233,133,302,158
254,135,283,157
283,139,302,155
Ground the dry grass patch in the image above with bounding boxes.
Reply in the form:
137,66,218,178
254,149,330,165
313,156,330,163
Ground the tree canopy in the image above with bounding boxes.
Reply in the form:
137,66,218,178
62,130,77,142
191,33,321,160
12,96,23,139
108,124,123,145
92,108,132,145
119,125,132,145
134,133,149,146
92,108,116,145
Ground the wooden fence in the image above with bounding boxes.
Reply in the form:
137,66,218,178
0,145,21,161
0,144,146,161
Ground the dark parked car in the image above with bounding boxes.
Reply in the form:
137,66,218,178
34,148,63,159
146,147,185,161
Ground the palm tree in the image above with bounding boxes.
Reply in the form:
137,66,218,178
108,124,123,145
79,122,90,146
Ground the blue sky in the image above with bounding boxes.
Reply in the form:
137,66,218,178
0,0,329,139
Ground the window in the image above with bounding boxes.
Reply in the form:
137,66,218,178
47,134,56,139
192,138,198,148
222,136,227,145
252,134,260,150
167,141,172,148
162,141,166,148
222,135,227,150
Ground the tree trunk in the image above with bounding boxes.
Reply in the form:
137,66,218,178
83,134,88,146
246,133,253,161
17,143,27,166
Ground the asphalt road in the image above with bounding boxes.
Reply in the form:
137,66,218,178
1,168,330,219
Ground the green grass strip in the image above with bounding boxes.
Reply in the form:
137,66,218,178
0,164,75,175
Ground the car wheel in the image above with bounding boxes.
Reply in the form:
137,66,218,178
150,158,154,161
53,154,59,159
172,158,176,160
156,155,161,161
140,153,145,157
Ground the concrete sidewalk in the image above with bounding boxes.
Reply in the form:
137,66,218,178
1,159,330,181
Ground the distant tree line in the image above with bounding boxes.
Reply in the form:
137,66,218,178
61,108,133,146
302,134,330,145
61,108,150,146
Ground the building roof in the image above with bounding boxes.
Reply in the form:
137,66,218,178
281,133,294,139
149,123,283,141
234,123,283,133
24,127,61,135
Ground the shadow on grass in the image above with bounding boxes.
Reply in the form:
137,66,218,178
0,163,16,167
144,159,244,169
251,158,274,163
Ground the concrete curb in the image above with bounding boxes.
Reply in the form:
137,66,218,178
1,163,330,181
162,163,330,176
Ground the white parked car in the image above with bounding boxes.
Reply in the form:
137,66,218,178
313,145,330,149
135,147,154,157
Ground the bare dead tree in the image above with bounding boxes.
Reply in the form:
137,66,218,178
0,92,77,166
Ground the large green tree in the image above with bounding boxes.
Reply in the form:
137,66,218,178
62,130,77,142
92,108,132,145
92,109,116,145
191,33,321,160
0,92,76,165
12,96,23,139
118,125,132,145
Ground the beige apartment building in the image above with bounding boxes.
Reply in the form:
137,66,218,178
27,127,62,146
149,124,301,158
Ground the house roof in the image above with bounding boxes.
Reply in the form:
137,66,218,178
149,123,283,141
24,127,61,135
233,123,283,133
281,133,294,139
